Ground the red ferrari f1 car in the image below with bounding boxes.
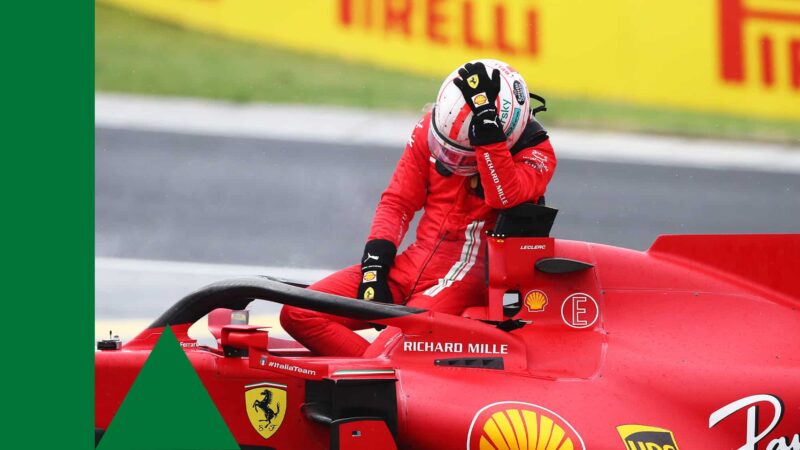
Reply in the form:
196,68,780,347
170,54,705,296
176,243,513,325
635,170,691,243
96,205,800,450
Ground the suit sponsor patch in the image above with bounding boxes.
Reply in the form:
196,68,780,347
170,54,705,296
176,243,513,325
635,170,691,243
521,150,549,173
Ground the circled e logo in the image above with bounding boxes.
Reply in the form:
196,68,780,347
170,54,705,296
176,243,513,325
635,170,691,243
561,293,599,329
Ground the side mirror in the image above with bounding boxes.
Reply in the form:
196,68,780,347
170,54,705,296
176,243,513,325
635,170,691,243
220,325,269,357
208,308,250,346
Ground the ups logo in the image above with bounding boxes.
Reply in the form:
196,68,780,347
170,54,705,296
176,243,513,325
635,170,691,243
617,425,680,450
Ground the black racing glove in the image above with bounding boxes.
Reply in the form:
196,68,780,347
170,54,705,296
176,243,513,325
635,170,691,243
453,62,507,147
357,239,397,303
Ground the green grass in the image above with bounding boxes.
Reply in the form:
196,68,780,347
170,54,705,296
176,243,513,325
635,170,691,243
95,3,440,110
96,3,799,143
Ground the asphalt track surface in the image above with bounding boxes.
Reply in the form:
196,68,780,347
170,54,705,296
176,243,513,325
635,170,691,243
95,126,800,324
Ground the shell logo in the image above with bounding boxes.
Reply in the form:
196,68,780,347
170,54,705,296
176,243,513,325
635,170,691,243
362,270,377,282
467,402,585,450
523,290,548,312
472,93,489,106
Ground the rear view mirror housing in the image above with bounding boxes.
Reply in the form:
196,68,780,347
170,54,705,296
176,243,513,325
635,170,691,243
220,325,269,357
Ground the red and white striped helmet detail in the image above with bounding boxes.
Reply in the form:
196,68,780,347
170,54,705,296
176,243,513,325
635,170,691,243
429,59,531,176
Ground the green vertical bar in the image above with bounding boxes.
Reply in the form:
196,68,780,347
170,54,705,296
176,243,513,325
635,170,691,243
2,1,94,448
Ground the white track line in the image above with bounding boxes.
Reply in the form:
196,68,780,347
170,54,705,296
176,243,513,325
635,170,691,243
96,256,333,283
95,92,418,147
95,92,800,173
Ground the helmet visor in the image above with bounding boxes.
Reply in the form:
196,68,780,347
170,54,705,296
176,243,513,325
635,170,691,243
428,119,477,176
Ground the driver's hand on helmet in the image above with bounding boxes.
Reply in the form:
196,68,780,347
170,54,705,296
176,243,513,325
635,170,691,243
357,239,396,304
453,62,507,146
454,62,501,114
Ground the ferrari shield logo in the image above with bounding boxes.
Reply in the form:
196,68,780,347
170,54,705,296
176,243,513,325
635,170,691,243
467,74,480,88
245,382,287,440
363,286,375,300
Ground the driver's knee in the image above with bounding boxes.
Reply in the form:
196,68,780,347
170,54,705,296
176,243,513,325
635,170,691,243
279,305,313,336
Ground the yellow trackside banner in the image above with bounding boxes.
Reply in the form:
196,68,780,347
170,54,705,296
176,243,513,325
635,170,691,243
102,0,800,121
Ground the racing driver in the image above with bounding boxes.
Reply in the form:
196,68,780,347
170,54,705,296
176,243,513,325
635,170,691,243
281,59,557,356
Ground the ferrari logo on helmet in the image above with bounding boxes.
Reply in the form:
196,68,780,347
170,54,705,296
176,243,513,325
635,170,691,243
617,424,680,450
524,290,548,312
363,287,375,300
245,382,287,440
468,402,585,450
467,74,480,89
472,93,489,107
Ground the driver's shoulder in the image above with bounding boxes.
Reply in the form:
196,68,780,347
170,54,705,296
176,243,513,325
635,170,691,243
510,117,549,156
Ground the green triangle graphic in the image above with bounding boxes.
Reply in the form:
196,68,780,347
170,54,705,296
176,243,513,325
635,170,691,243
98,326,239,450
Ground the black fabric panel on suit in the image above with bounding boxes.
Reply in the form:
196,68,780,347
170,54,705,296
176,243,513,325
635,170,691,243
510,117,548,156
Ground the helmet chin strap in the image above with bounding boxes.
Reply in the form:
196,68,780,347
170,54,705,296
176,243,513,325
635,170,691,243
435,159,479,178
435,160,484,198
435,160,454,177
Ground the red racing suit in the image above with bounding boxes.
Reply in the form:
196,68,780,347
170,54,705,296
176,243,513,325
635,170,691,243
280,112,557,356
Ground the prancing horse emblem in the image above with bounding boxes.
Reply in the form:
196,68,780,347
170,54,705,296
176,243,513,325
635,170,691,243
245,382,287,440
252,389,281,425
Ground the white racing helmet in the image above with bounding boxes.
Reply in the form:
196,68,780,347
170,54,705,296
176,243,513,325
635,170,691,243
429,59,531,176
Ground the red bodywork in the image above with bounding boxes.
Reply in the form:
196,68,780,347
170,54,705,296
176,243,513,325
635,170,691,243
96,234,800,450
